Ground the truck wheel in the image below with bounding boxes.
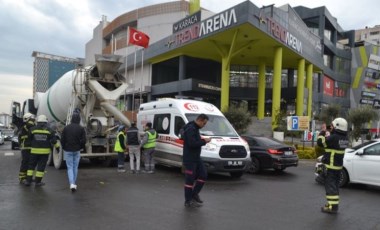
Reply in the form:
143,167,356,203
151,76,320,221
47,152,54,166
53,145,65,169
230,171,244,179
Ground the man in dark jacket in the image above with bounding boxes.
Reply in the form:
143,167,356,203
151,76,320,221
182,114,211,208
126,122,141,173
61,112,86,192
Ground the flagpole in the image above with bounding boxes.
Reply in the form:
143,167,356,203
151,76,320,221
140,48,144,106
124,27,129,111
132,46,137,120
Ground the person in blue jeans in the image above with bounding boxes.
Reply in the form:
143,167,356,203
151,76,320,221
61,111,86,192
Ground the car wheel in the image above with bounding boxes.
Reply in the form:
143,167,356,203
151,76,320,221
246,157,260,174
339,169,349,187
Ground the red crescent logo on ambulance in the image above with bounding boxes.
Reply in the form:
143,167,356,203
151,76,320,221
184,103,199,112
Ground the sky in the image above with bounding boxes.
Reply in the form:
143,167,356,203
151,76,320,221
0,0,378,114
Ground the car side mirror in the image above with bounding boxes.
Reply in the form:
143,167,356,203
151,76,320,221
356,149,364,156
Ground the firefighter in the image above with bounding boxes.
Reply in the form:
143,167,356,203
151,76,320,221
317,117,349,214
18,113,35,183
24,114,60,187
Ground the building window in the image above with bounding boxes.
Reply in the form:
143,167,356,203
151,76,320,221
370,31,380,36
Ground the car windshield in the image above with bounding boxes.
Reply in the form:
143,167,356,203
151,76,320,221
350,140,379,151
255,137,283,146
185,113,238,137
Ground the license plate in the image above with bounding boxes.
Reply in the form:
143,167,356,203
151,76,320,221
228,161,243,166
284,151,293,155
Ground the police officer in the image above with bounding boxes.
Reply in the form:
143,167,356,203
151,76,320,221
317,117,349,214
18,113,35,183
126,122,141,173
141,122,157,173
24,114,60,187
114,125,127,173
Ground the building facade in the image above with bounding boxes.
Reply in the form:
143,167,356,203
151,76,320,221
85,1,358,127
32,51,84,97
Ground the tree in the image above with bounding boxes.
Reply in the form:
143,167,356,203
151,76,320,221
223,101,252,134
348,106,379,141
319,104,341,125
272,108,287,132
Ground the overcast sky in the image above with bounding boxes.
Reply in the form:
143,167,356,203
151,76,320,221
0,0,378,114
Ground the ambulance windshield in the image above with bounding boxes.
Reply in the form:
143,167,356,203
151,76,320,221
185,114,238,137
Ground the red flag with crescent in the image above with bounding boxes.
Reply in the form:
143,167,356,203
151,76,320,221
128,27,150,48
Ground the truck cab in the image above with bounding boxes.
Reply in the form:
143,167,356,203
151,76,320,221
137,98,250,178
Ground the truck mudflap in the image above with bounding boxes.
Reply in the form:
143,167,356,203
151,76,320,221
201,156,250,172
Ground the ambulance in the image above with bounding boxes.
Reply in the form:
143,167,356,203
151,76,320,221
137,98,250,178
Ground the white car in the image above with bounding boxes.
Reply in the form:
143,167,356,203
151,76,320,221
0,133,4,145
315,140,380,187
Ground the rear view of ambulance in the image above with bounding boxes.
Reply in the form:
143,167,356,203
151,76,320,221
137,98,250,178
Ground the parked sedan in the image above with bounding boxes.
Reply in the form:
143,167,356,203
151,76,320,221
11,136,19,150
315,139,380,187
241,135,298,173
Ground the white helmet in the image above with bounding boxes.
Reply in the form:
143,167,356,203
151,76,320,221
23,113,34,122
332,117,348,132
37,114,48,123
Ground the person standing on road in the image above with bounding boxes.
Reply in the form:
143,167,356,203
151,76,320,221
317,117,349,214
141,122,157,173
126,122,141,174
24,114,59,187
61,111,86,192
182,114,211,208
114,125,128,173
18,113,35,183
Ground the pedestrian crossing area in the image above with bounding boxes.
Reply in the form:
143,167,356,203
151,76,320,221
4,152,15,156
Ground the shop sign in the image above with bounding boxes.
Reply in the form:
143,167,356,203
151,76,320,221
361,91,377,98
173,11,201,33
368,54,380,70
323,76,334,96
373,99,380,109
360,99,374,105
197,83,221,91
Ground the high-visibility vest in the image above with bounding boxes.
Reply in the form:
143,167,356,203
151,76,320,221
114,131,126,152
143,131,157,149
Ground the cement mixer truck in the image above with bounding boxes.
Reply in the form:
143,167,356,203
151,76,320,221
11,54,131,169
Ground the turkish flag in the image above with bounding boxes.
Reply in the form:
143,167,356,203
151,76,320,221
128,27,150,48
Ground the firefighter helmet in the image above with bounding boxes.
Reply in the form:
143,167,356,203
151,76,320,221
37,114,48,123
23,113,34,122
332,117,348,132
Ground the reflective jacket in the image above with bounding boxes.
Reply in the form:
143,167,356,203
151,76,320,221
29,123,59,154
114,131,126,152
142,129,157,149
19,120,35,150
318,130,349,170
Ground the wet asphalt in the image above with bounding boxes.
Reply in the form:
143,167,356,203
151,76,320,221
1,142,380,230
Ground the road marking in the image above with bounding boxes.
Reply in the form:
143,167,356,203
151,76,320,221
4,152,15,156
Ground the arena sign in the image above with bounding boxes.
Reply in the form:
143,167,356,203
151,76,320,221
169,8,238,47
266,17,303,54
